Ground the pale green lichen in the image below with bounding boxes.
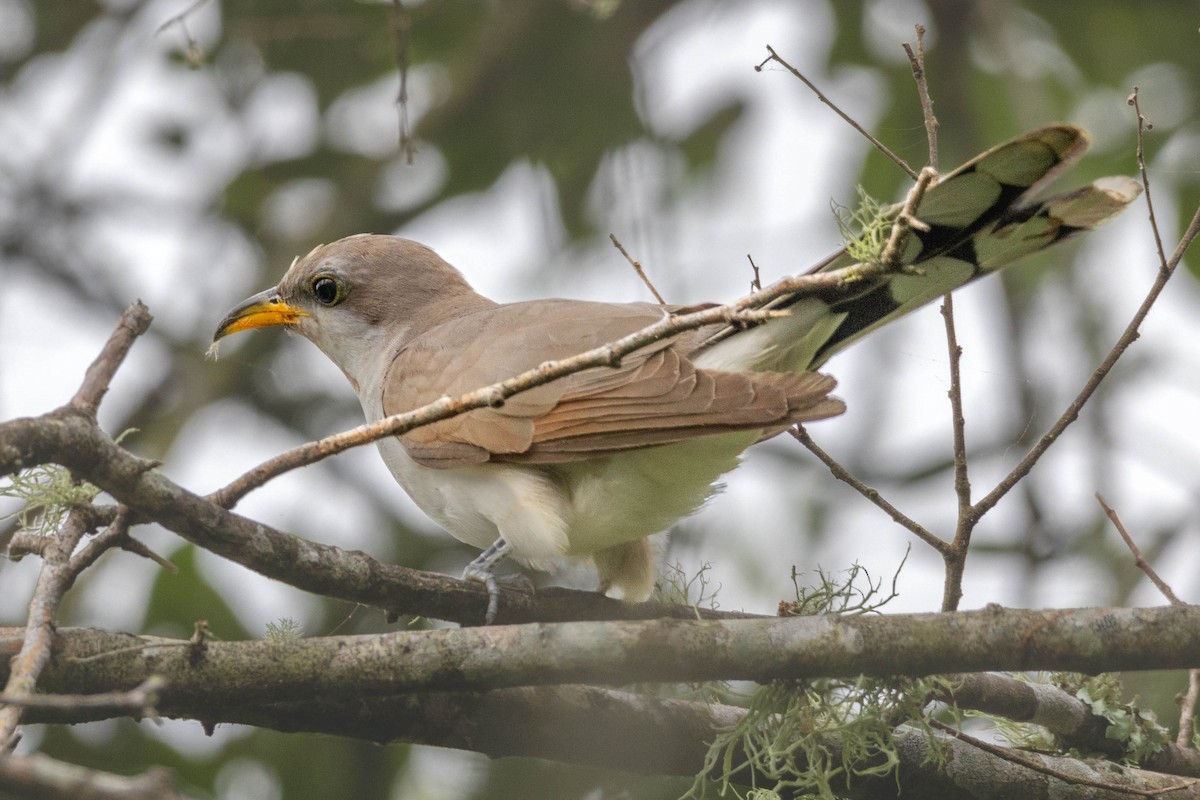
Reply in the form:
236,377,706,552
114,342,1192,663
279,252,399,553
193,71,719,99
833,187,892,267
264,618,304,642
1,430,136,539
0,464,101,537
685,552,944,800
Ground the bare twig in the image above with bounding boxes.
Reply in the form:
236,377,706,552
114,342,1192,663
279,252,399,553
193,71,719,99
154,0,213,35
899,23,974,612
0,676,166,716
391,0,415,162
0,752,179,800
903,24,939,171
610,233,666,304
939,291,974,612
790,426,948,555
1096,494,1183,605
758,45,919,179
1097,493,1200,751
153,0,212,69
69,301,153,418
6,533,47,559
929,719,1193,797
1129,88,1167,271
68,506,175,576
747,254,763,292
878,166,935,270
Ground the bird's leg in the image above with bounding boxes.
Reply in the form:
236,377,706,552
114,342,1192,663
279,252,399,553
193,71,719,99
463,537,513,624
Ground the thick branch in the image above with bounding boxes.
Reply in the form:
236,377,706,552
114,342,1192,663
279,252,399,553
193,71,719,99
9,608,1199,708
6,629,1199,798
0,410,762,626
0,507,96,747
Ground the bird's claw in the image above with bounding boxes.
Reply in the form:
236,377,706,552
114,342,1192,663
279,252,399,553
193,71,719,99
463,537,523,624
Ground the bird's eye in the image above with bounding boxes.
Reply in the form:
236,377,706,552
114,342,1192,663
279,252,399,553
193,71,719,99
311,276,340,305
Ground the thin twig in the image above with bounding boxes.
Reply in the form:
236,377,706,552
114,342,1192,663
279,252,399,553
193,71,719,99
929,719,1193,797
1096,493,1183,605
758,45,919,179
0,676,166,716
391,0,415,162
68,506,175,576
973,103,1200,519
610,233,666,304
153,0,212,68
747,254,763,292
900,23,972,612
790,426,948,555
939,291,974,613
878,166,935,270
1129,88,1167,271
903,24,939,171
0,752,179,800
153,0,213,35
69,301,153,418
1096,492,1200,751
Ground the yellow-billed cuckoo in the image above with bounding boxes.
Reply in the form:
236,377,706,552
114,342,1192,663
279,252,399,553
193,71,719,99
213,126,1139,622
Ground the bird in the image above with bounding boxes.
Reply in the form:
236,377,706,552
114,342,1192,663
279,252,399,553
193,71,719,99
213,126,1140,623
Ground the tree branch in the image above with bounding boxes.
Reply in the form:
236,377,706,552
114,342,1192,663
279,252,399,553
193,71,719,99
0,752,179,800
1,408,764,626
10,608,1200,706
0,507,96,748
68,300,152,419
7,628,1200,797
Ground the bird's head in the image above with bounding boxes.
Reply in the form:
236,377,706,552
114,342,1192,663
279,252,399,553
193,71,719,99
212,234,484,392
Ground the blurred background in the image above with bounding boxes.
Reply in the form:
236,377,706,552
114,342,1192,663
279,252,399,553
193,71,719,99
2,0,1199,797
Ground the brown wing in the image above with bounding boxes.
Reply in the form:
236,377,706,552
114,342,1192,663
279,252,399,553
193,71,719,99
381,299,843,467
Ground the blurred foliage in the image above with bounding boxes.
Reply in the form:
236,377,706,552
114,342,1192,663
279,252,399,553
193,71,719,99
4,0,1200,798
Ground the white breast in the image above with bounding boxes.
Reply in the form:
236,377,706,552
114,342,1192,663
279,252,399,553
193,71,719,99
359,385,574,571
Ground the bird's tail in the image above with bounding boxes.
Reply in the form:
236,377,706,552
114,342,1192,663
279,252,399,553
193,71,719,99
697,126,1142,373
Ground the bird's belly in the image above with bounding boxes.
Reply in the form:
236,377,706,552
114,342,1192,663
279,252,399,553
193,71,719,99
370,428,759,566
372,435,573,570
552,429,759,554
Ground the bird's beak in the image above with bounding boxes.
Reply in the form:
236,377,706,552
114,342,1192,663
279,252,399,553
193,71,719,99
212,287,308,342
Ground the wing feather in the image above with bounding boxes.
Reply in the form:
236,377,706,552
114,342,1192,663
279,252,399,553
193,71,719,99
382,300,842,467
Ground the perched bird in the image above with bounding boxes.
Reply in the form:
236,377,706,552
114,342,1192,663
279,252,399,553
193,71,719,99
214,126,1139,622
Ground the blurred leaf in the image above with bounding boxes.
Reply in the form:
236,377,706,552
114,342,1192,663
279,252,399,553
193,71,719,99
144,544,250,640
678,100,745,171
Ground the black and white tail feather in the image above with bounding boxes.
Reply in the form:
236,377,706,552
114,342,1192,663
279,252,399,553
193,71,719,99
696,125,1141,373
